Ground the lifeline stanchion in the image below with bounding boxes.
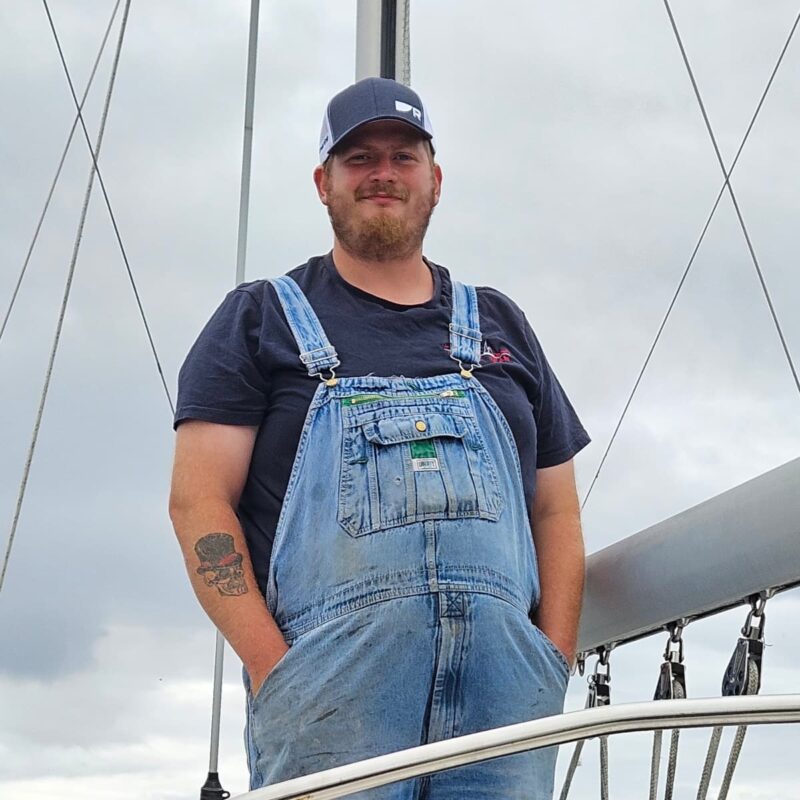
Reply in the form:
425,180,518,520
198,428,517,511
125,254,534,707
200,1,260,796
696,594,767,800
201,630,230,800
649,621,687,800
558,647,612,800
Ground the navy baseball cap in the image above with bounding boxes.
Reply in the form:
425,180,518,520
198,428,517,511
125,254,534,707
319,77,435,162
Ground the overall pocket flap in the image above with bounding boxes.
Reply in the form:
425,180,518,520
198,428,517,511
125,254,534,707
364,413,466,446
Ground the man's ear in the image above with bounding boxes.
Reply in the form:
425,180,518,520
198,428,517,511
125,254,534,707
313,164,328,205
433,163,443,206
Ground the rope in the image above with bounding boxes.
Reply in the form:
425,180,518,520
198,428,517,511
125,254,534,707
649,730,662,800
599,735,609,800
662,0,800,395
558,738,585,800
649,624,686,800
663,681,685,800
41,0,175,415
697,647,761,799
696,725,722,800
0,0,132,594
580,5,800,511
663,730,680,800
0,0,123,344
558,657,611,800
649,712,681,800
558,689,593,800
650,683,684,800
716,660,760,800
649,725,682,800
716,725,748,800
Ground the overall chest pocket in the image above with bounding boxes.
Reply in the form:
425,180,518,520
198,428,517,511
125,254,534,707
338,408,504,537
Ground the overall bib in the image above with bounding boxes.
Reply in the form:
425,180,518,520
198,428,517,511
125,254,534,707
244,276,570,799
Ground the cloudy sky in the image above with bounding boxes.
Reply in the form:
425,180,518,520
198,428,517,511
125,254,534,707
1,1,799,798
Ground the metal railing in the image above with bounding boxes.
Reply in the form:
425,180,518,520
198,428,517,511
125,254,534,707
230,695,800,800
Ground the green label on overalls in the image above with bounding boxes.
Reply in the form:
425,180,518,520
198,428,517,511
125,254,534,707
410,440,439,471
410,440,436,459
342,390,468,407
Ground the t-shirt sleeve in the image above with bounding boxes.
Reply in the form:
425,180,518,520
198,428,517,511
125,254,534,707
173,288,269,429
523,316,591,468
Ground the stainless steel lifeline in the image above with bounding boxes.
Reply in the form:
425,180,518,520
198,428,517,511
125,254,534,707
229,695,800,800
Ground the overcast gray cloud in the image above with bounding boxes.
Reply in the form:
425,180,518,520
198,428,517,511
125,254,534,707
2,1,799,798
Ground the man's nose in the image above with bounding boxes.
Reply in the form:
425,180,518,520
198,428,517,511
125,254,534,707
369,154,397,181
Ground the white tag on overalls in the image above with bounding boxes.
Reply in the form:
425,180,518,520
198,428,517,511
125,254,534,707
412,457,440,472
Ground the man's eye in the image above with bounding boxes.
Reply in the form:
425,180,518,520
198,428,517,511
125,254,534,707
348,153,370,163
395,153,414,161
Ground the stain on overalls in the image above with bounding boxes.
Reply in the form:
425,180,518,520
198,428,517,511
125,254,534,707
244,276,570,799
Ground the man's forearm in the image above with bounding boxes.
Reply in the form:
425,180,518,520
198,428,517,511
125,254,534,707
531,510,585,665
170,499,288,691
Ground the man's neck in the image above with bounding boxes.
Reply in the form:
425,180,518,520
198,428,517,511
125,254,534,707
331,240,434,306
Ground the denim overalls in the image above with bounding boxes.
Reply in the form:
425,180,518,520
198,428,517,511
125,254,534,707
244,275,570,799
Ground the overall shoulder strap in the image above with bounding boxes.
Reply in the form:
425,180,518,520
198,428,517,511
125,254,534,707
269,275,340,379
449,280,482,372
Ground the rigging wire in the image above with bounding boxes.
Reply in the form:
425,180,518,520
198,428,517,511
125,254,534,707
1,0,133,594
661,0,800,389
581,7,800,511
0,0,123,344
41,0,175,416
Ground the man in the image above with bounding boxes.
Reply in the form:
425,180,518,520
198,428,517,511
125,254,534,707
170,77,589,798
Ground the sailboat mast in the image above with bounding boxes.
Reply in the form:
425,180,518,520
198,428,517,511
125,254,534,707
356,0,411,85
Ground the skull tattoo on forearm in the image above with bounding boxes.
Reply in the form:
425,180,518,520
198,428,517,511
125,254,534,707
194,532,248,596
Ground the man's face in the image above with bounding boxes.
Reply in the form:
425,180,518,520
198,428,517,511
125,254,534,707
314,120,442,262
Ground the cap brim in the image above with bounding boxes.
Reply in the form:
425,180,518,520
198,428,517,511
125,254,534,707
325,116,433,160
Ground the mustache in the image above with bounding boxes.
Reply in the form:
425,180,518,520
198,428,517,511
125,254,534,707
356,184,408,201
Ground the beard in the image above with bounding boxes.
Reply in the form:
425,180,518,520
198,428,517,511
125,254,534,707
326,180,437,262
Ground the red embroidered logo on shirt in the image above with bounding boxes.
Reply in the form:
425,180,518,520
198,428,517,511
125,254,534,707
442,342,512,364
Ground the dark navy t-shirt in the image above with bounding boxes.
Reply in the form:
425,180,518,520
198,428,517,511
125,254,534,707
175,253,590,594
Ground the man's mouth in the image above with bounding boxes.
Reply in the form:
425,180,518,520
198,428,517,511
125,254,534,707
357,187,407,203
363,194,402,205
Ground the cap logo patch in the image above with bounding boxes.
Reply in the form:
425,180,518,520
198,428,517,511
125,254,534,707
395,100,422,121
